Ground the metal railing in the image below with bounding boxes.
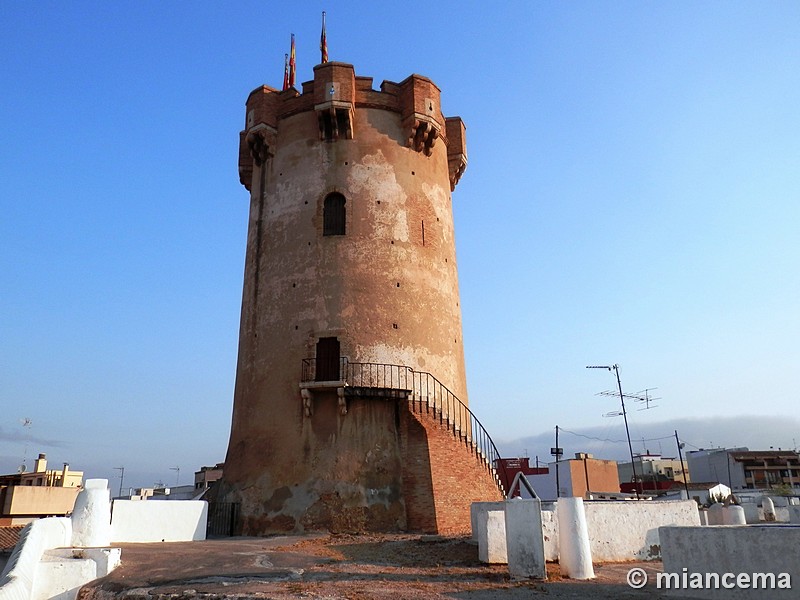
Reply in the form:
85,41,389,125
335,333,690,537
300,358,507,496
301,357,348,382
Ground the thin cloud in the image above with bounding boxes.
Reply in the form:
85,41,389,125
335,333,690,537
0,427,69,448
496,415,800,463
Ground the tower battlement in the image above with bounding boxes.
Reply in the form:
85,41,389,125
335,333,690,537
238,62,467,192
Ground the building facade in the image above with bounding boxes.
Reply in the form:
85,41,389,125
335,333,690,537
617,452,690,487
219,62,503,534
525,453,621,500
686,448,800,491
0,453,83,525
194,463,224,492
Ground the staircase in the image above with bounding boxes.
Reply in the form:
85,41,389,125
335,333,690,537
301,359,508,498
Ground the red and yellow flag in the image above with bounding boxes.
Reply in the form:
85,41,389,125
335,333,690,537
320,12,328,64
288,33,296,88
282,53,289,91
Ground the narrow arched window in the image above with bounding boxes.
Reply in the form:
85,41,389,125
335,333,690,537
323,192,346,236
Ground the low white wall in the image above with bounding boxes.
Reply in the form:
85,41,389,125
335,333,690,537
540,503,558,561
110,500,207,543
660,525,800,599
740,503,791,524
542,500,699,562
0,517,72,600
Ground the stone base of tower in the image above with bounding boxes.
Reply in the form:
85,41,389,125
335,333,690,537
217,395,504,535
399,406,505,534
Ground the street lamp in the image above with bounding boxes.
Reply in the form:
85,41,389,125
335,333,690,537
587,364,640,499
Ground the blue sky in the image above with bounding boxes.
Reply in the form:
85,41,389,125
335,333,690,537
2,2,798,490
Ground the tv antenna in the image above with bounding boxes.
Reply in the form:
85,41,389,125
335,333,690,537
633,388,660,411
597,387,660,412
18,418,32,473
170,466,180,486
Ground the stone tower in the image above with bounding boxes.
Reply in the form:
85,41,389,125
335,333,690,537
220,61,503,534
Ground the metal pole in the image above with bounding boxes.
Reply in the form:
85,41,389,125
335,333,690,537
612,365,640,499
726,452,733,489
675,430,689,499
555,425,560,498
583,456,591,497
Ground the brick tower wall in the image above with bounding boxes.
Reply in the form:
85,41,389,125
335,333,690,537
400,406,504,534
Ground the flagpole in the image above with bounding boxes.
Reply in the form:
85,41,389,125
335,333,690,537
320,11,328,64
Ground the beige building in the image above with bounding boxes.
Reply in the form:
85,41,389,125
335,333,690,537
559,453,621,498
195,463,224,492
0,453,83,525
618,452,690,486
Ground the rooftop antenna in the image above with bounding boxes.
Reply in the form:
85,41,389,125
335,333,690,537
587,364,640,499
170,466,180,486
598,388,660,412
113,466,125,498
18,418,32,473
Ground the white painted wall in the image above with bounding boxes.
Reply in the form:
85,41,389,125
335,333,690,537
0,517,72,600
110,500,207,543
542,499,700,562
660,525,800,600
685,449,748,489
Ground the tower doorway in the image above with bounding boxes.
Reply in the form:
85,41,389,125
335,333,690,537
315,337,340,381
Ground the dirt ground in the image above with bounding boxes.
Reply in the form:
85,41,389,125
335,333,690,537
80,533,697,600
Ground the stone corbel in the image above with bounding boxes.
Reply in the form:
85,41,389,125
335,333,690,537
448,154,468,191
246,124,276,166
301,388,313,417
407,118,439,156
337,387,348,415
315,102,354,141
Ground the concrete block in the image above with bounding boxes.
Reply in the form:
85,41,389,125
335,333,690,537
660,525,800,599
31,548,120,600
477,509,506,564
742,503,761,524
723,505,746,525
789,506,800,524
470,501,504,541
505,498,546,580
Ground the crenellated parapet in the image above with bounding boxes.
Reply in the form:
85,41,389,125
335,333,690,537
238,63,467,191
397,74,443,156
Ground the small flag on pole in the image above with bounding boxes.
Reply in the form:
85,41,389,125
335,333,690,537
288,33,296,88
282,53,289,91
320,11,328,64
